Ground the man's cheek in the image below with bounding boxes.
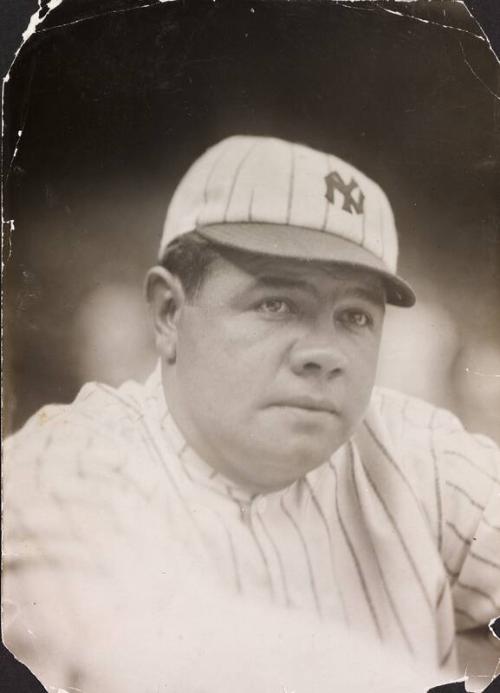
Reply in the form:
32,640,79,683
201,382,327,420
356,346,379,383
345,369,374,418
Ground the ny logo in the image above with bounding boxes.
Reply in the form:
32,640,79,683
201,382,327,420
324,171,365,215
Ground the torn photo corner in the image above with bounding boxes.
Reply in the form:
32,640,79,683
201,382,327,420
2,1,500,692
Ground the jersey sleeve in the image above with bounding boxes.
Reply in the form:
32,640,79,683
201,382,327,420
2,402,173,690
430,409,500,634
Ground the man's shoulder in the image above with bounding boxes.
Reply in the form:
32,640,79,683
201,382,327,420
370,386,498,446
370,386,461,431
366,386,499,487
7,377,149,447
3,376,162,498
369,386,487,449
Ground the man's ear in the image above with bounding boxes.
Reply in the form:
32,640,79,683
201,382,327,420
144,266,186,363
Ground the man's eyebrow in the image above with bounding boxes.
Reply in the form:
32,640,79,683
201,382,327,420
243,273,385,305
342,285,386,306
251,275,319,296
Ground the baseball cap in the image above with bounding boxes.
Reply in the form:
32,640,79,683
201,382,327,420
160,135,415,307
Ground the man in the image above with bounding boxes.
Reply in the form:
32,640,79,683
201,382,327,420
3,136,499,691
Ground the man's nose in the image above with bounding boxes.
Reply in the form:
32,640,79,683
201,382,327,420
289,324,348,378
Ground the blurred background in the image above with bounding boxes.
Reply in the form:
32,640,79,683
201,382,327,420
3,0,500,442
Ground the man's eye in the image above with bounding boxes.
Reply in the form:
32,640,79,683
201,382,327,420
338,310,373,328
257,299,292,315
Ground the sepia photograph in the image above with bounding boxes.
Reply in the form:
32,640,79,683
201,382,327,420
2,1,500,691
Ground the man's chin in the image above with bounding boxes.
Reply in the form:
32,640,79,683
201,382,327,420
252,441,339,489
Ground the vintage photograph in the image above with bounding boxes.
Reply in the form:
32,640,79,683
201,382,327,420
2,1,499,691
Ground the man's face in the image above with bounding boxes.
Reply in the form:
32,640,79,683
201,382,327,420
164,251,385,493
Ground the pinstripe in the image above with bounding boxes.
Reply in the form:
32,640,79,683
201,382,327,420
420,499,436,541
171,449,240,501
210,509,243,594
364,421,428,518
444,563,460,582
348,444,413,652
429,410,444,551
443,449,500,486
93,383,143,416
329,462,383,639
254,510,291,606
226,488,275,600
225,524,243,594
280,494,322,617
248,188,255,222
321,154,331,230
454,607,482,626
172,465,233,500
168,435,245,502
178,449,194,482
483,517,500,532
445,481,485,511
134,419,210,546
223,141,259,221
304,478,349,624
108,465,153,503
361,195,366,245
398,400,459,433
456,580,500,611
377,193,384,258
285,144,295,224
359,458,434,611
447,430,497,449
446,520,471,546
436,580,447,609
469,551,500,571
247,512,276,600
190,477,242,502
76,387,99,404
377,193,384,253
48,490,83,542
439,637,455,668
203,143,232,205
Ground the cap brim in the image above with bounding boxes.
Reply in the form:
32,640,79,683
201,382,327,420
197,223,416,308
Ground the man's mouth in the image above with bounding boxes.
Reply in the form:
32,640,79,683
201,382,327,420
271,395,339,415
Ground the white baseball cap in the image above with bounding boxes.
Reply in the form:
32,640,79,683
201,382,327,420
160,135,415,307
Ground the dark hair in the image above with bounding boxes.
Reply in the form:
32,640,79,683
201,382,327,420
160,231,223,300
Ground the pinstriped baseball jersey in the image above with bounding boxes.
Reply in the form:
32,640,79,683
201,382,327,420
3,364,499,674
